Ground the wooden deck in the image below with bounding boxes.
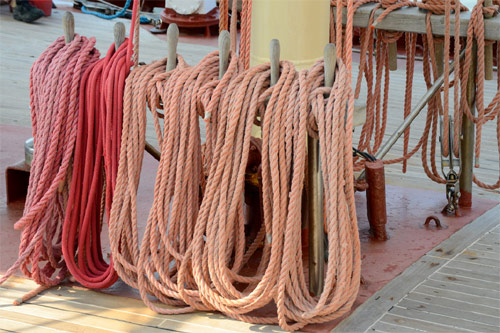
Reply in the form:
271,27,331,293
335,204,500,333
0,276,284,332
0,1,499,332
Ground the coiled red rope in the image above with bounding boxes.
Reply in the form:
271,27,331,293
61,0,140,289
62,40,131,289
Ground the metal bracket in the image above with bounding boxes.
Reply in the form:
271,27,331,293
439,115,461,215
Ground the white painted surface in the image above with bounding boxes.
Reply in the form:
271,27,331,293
165,0,216,15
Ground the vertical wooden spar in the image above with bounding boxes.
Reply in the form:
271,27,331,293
250,0,330,70
459,41,477,207
308,43,336,296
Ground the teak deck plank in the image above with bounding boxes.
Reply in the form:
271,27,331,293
1,277,271,333
404,291,500,317
335,205,500,332
0,308,109,333
380,313,471,333
397,297,500,327
414,283,500,307
422,278,500,299
388,305,500,333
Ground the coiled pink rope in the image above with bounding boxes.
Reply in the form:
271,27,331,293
107,40,359,330
0,35,99,287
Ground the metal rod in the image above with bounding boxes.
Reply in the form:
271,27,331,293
359,49,465,173
308,43,336,296
145,141,161,160
459,41,477,207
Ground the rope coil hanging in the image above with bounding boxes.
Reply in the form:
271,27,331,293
1,0,141,296
0,33,100,287
331,0,500,190
61,0,141,289
107,46,360,330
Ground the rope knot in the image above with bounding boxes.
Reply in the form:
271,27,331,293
416,0,468,15
372,0,417,29
483,4,499,18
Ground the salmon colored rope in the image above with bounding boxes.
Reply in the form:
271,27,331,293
108,42,359,330
240,0,252,68
374,0,459,184
218,0,250,67
0,35,99,287
219,0,228,32
332,0,499,189
460,0,500,188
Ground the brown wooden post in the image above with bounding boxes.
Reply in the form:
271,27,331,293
459,41,477,207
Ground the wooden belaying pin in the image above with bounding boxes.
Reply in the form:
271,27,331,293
62,12,74,44
218,30,230,80
166,24,179,72
484,0,494,81
388,42,398,71
202,30,230,122
308,43,336,296
324,43,337,87
144,24,180,161
372,19,396,71
485,43,493,80
434,39,444,77
270,39,280,86
114,22,126,51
